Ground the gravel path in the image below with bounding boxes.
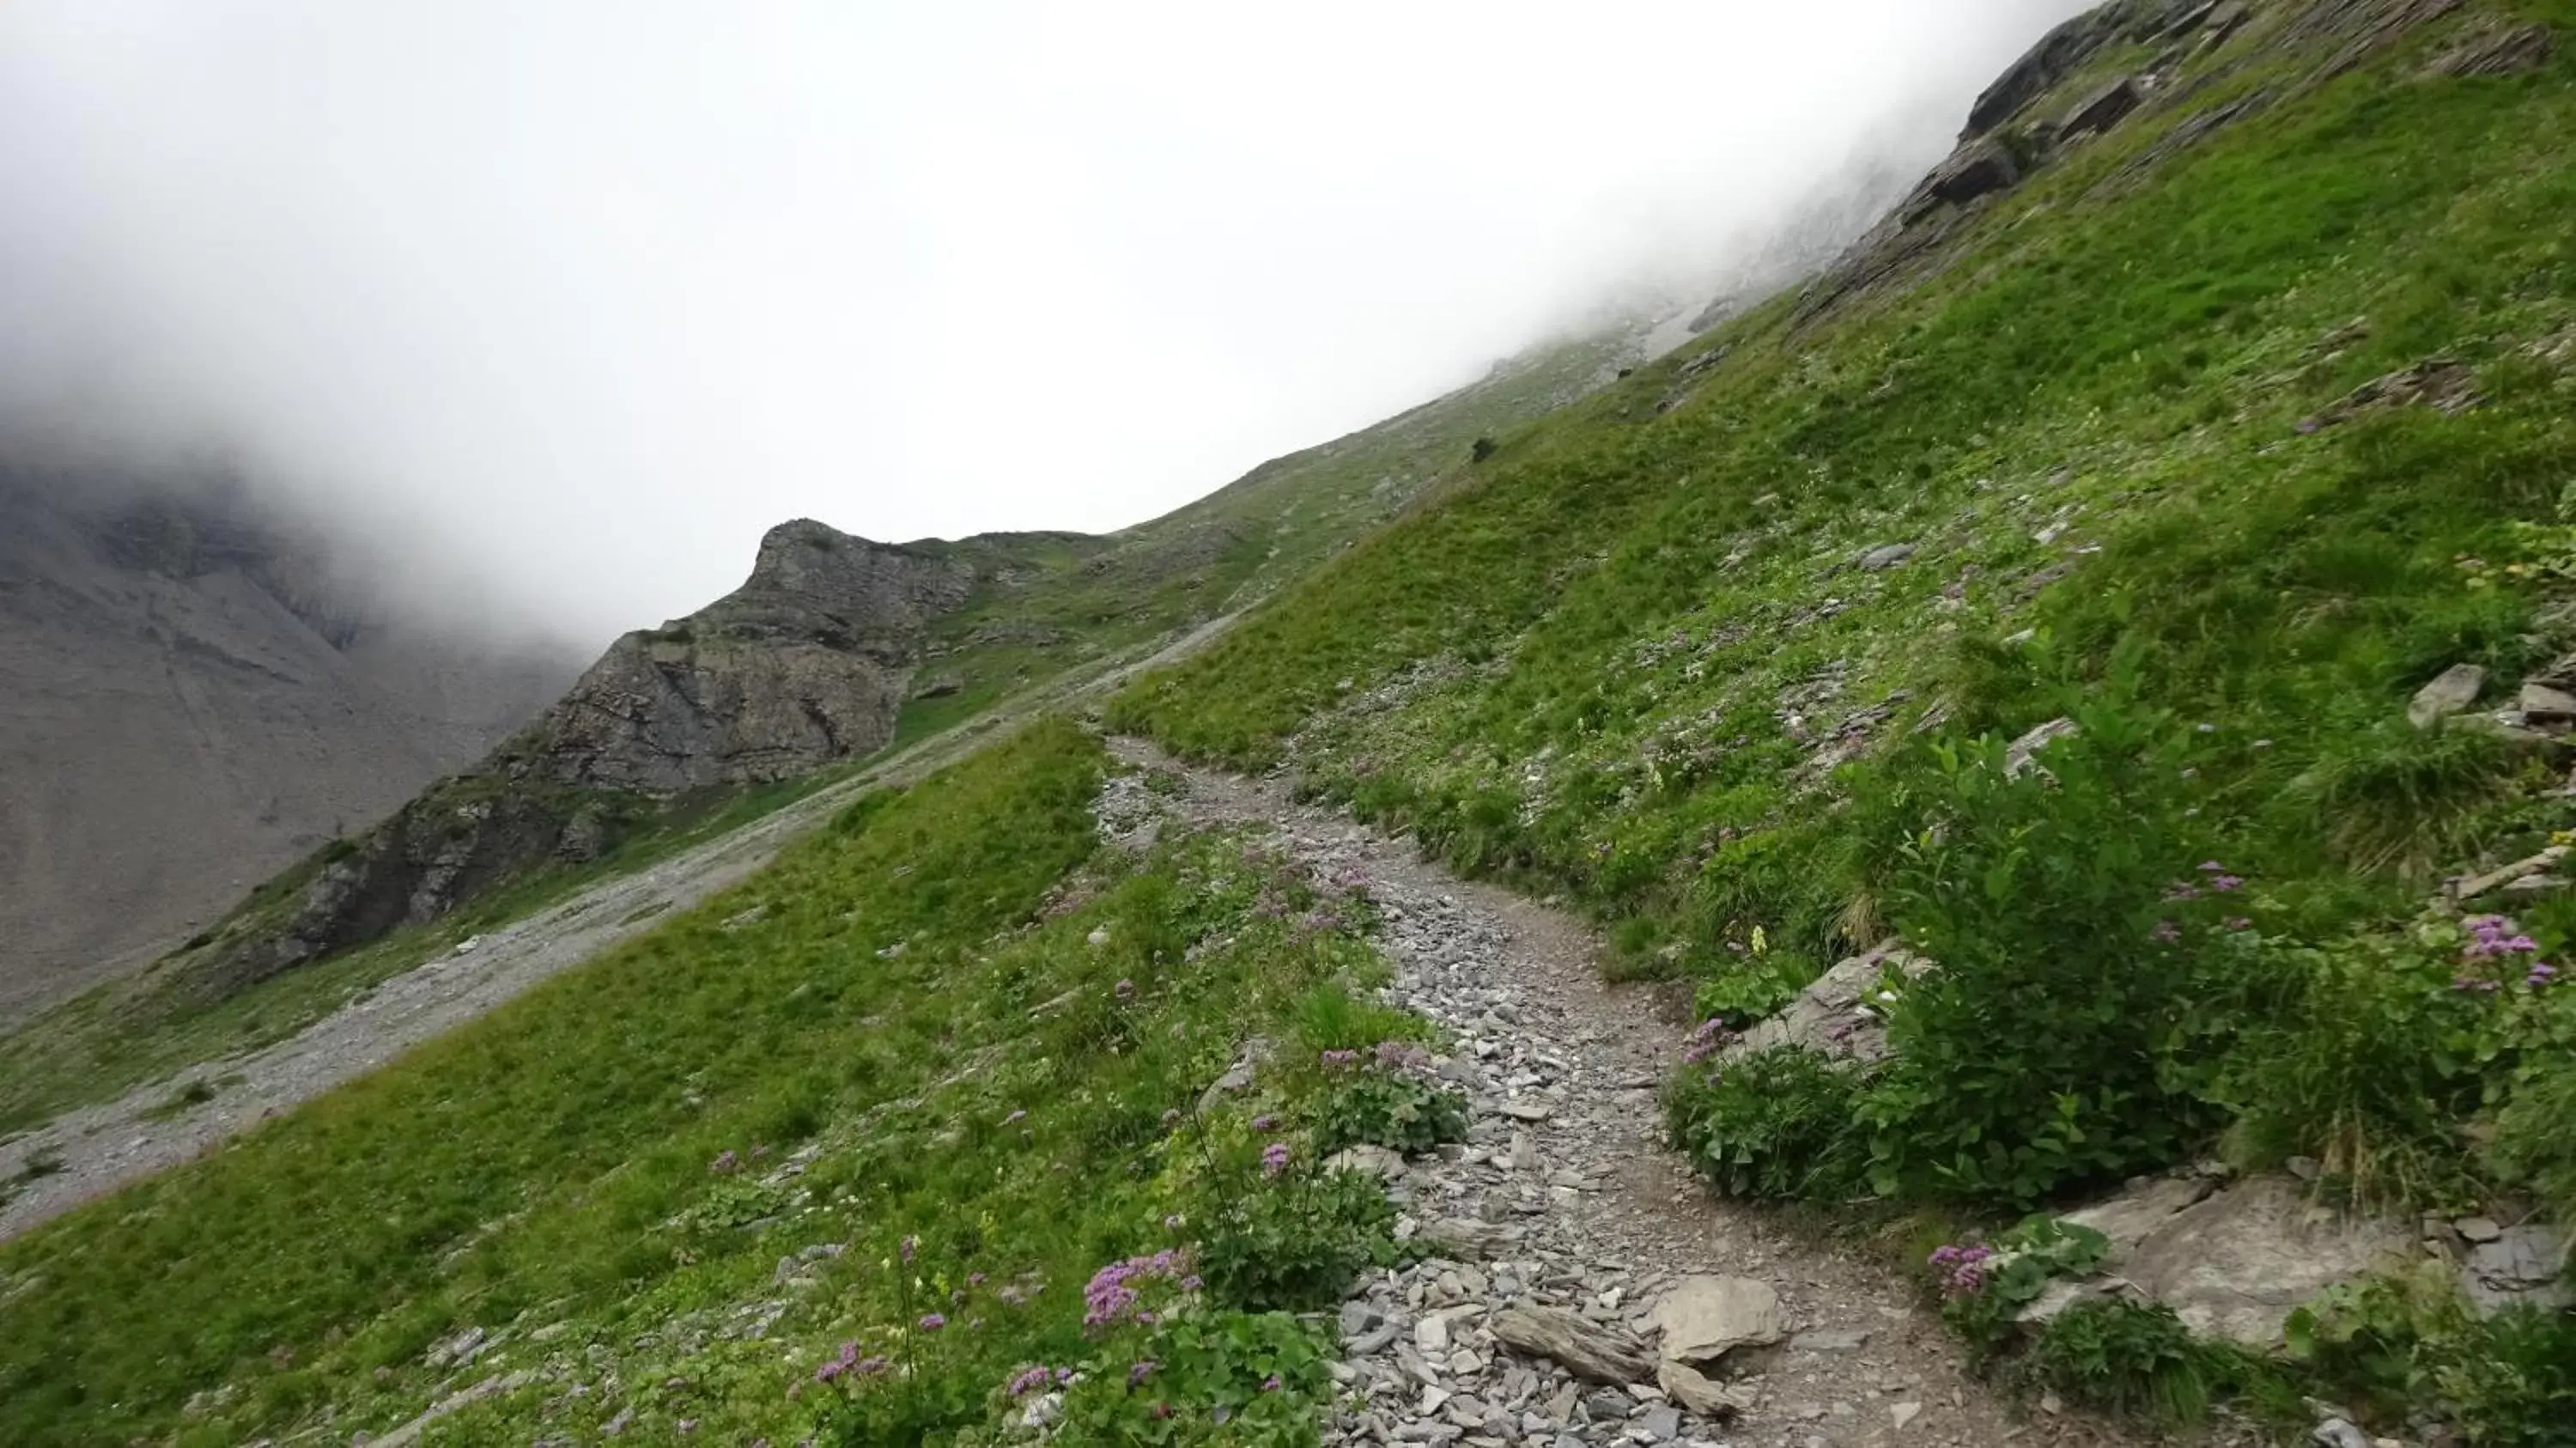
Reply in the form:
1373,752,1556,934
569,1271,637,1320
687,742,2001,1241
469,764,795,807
1109,738,2169,1448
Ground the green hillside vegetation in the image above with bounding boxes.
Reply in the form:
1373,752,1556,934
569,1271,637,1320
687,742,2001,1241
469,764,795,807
0,295,1638,1133
1107,0,2576,1430
890,326,1655,740
0,721,1467,1445
11,0,2576,1441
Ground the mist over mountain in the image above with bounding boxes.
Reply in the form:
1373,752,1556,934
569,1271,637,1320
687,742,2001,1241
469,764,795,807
0,454,582,1018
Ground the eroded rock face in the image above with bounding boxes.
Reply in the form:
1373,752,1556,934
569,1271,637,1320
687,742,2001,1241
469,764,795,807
538,520,975,792
173,520,978,997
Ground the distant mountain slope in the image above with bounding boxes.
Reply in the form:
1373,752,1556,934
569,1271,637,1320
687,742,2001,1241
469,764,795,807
152,315,1703,1005
0,472,578,1019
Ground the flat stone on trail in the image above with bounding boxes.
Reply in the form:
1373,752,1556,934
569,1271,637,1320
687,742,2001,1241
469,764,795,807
1422,1216,1524,1259
1491,1305,1656,1384
1646,1275,1783,1365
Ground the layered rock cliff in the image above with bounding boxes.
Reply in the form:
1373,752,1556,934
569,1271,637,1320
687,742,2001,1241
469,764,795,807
172,519,979,996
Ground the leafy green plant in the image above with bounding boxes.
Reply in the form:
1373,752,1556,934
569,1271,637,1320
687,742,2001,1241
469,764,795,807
1690,950,1813,1029
2006,1299,2225,1427
2289,1264,2576,1447
1309,1070,1466,1157
1194,1163,1398,1313
1663,1045,1866,1202
1057,1308,1330,1447
1927,1216,2111,1360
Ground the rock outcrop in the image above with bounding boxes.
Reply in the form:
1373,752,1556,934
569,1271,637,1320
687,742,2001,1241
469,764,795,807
535,520,975,792
171,519,978,997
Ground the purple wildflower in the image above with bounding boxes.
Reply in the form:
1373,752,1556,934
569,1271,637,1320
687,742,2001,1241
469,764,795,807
1927,1244,1993,1297
2209,874,2245,893
2162,882,2202,902
1083,1250,1191,1328
2150,919,2181,944
899,1235,918,1264
1263,1374,1283,1392
2530,963,2559,988
1261,1141,1291,1178
1129,1359,1157,1386
1005,1365,1054,1397
1321,1049,1362,1069
917,1313,945,1333
1682,1018,1735,1066
1251,1113,1279,1133
1180,1274,1203,1291
709,1149,739,1174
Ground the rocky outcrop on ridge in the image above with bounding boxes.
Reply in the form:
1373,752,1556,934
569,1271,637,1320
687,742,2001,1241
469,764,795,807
171,519,981,997
535,520,975,793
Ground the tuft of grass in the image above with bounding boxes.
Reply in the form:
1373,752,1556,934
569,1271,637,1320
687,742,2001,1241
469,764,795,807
2288,719,2528,877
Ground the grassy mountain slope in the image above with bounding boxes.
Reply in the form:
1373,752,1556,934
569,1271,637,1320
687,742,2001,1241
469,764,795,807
10,0,2576,1442
0,318,1650,1138
1106,0,2576,1427
0,723,1441,1445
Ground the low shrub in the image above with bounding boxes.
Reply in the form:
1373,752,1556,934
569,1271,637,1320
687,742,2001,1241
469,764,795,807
1309,1066,1467,1157
1850,699,2239,1206
2005,1299,2226,1427
1194,1162,1398,1312
1664,1045,1867,1202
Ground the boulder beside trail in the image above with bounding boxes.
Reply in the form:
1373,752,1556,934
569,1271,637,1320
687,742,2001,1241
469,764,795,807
1645,1275,1785,1366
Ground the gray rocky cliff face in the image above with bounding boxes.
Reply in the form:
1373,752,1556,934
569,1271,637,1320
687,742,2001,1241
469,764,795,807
532,520,975,792
0,471,580,1019
177,519,978,997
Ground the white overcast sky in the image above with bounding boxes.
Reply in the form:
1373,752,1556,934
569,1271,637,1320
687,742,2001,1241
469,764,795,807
0,1,2085,643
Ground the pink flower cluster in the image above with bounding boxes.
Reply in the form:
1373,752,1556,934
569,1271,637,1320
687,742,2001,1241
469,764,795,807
1083,1249,1194,1329
1928,1244,1992,1297
2455,914,2556,992
1005,1364,1073,1396
1261,1141,1293,1177
813,1342,891,1384
1681,1018,1735,1066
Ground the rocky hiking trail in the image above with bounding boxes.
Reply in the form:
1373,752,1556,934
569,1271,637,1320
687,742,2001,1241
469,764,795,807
1107,738,2165,1448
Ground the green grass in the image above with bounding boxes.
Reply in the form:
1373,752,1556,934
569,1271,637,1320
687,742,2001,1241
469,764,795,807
0,720,1443,1445
1103,4,2576,1433
0,768,843,1138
